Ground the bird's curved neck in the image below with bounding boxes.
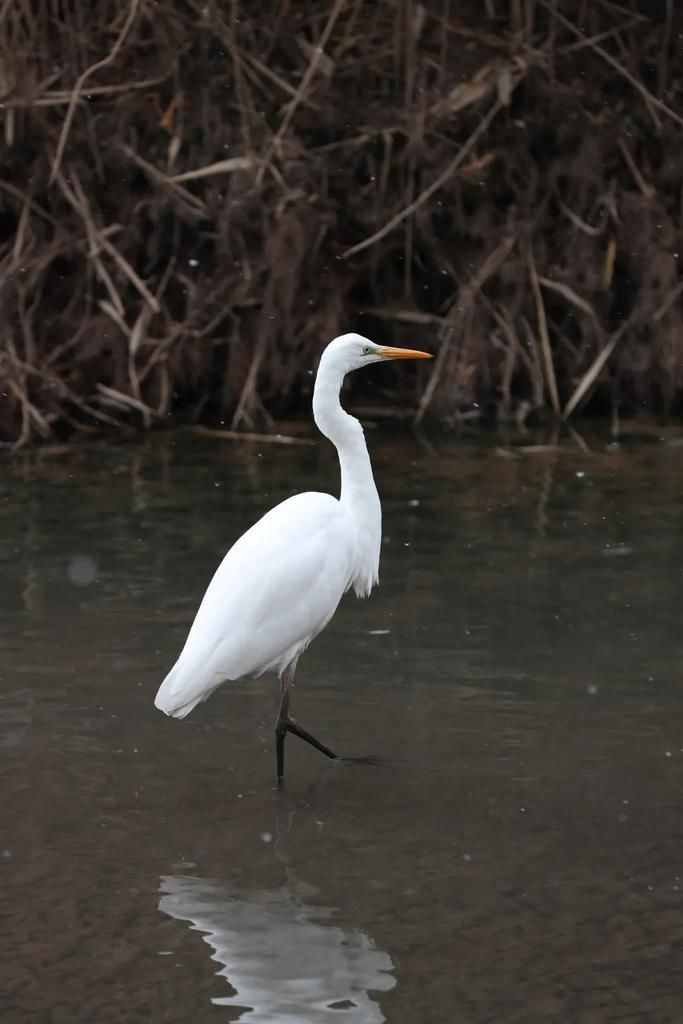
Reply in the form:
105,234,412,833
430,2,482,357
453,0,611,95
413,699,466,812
312,360,379,518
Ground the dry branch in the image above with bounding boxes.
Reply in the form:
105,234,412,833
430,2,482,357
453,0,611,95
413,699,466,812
49,0,142,183
342,99,505,260
528,246,560,415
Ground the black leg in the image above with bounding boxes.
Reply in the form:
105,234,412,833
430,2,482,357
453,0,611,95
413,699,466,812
275,677,290,783
275,667,338,782
276,721,286,781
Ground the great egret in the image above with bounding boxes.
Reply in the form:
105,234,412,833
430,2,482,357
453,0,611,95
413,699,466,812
154,333,432,779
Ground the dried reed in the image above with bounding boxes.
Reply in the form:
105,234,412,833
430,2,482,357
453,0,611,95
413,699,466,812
1,0,682,445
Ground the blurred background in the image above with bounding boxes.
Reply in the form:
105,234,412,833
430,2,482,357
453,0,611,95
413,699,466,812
1,1,683,445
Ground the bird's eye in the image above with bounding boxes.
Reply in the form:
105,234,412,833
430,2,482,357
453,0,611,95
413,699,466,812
362,345,371,354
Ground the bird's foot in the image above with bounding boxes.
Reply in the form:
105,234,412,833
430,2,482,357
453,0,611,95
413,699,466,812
286,718,338,760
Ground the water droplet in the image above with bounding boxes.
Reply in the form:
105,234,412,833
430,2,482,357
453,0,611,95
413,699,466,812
67,555,97,586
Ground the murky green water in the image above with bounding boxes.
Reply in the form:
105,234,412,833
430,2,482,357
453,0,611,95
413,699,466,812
2,427,683,1022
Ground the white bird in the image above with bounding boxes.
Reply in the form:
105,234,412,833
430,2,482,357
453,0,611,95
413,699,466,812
154,333,432,780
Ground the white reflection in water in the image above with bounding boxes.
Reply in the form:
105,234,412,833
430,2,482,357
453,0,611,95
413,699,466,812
158,874,395,1022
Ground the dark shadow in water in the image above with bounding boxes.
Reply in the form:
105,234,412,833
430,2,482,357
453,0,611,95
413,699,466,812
157,800,396,1022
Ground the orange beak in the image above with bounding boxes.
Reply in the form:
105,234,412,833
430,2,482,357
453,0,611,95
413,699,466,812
376,346,433,360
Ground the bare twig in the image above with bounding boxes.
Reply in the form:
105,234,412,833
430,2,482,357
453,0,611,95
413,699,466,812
0,182,57,227
245,52,320,108
192,426,315,445
96,383,159,419
659,0,674,96
257,0,347,184
11,193,31,267
342,100,503,259
653,279,683,323
539,276,600,324
560,17,641,54
539,0,683,129
3,75,166,107
231,335,268,430
120,145,208,218
617,138,655,199
8,378,51,446
528,246,560,415
558,201,604,237
169,157,255,183
414,235,515,424
56,170,160,313
563,321,631,419
49,0,142,183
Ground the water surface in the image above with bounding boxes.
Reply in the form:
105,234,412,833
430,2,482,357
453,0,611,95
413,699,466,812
2,427,683,1022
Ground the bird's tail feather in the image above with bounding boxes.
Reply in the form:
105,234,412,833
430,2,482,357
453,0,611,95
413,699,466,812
154,659,218,719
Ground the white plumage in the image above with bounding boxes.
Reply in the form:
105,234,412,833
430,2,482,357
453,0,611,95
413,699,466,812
154,333,431,778
155,493,356,719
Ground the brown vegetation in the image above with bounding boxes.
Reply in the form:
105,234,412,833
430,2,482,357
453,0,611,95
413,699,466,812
1,0,682,445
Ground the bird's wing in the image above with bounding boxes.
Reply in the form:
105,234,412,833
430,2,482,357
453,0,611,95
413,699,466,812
155,492,357,717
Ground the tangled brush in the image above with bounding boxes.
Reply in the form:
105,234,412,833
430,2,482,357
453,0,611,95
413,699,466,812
1,0,682,445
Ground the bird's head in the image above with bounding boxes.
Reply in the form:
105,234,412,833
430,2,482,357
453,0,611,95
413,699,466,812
322,333,432,373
